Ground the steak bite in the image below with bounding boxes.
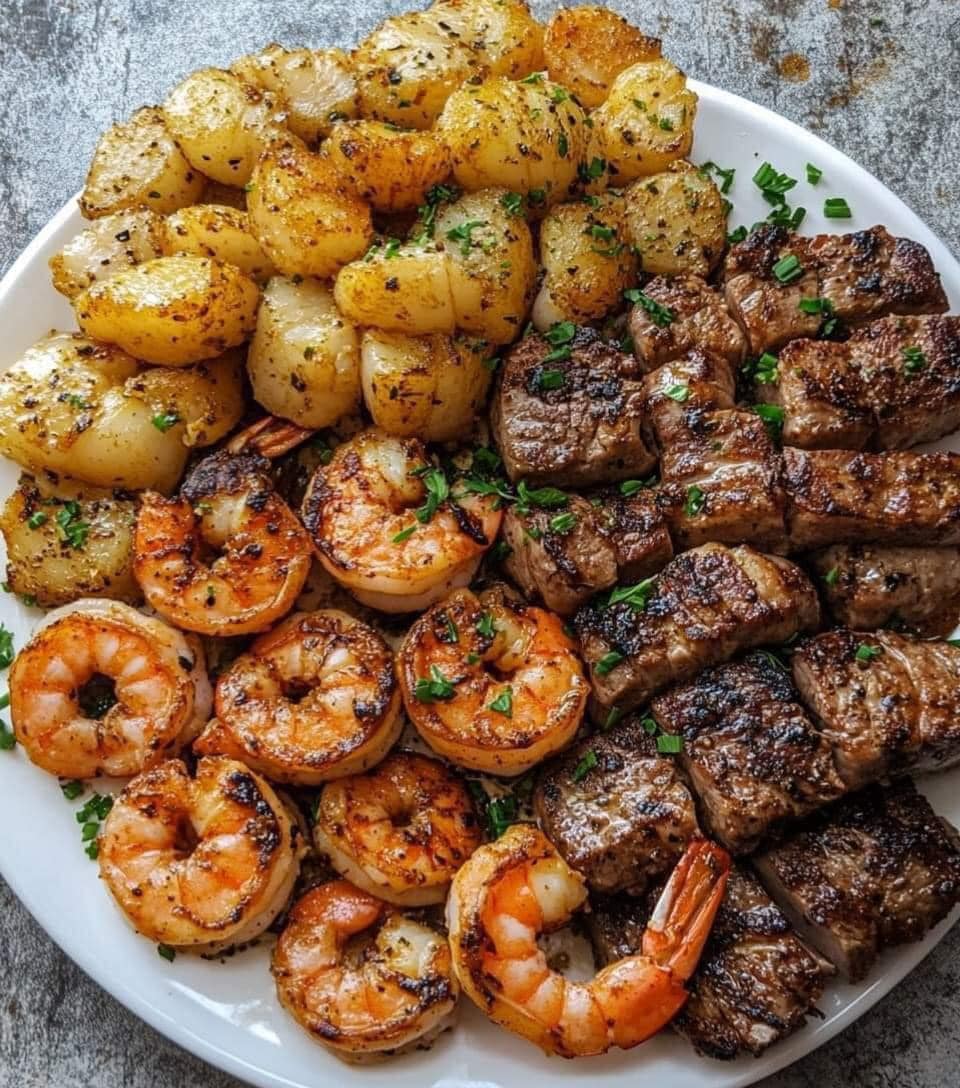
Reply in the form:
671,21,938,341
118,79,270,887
651,652,847,854
723,226,820,354
629,275,747,373
573,543,820,710
657,408,787,551
792,628,960,786
807,544,960,636
501,487,672,616
533,717,699,895
725,224,948,355
587,866,833,1060
758,315,960,450
642,349,735,451
782,448,960,550
491,327,656,487
754,780,960,982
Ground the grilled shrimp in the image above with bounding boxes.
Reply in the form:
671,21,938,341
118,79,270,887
447,825,730,1057
9,599,210,779
301,427,502,613
313,751,482,905
272,880,458,1061
194,609,403,785
99,755,304,949
133,448,312,636
397,584,588,775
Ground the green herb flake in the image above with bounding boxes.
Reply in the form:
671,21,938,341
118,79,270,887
700,161,736,194
158,944,177,962
595,650,624,676
902,345,927,375
683,485,706,517
476,612,497,639
824,197,852,219
855,643,882,662
500,192,525,217
603,706,624,732
806,163,823,185
151,411,180,433
823,566,841,587
620,475,658,496
414,467,450,525
641,716,658,735
414,665,457,702
752,402,786,440
515,480,568,515
0,721,15,750
607,576,657,612
624,288,675,328
488,686,513,717
772,254,803,284
549,512,577,535
487,794,518,838
665,383,690,402
61,779,84,801
392,525,417,544
571,749,598,782
557,132,569,158
0,625,15,668
27,511,48,530
440,613,459,644
536,368,566,391
55,502,89,550
656,733,683,754
446,219,488,257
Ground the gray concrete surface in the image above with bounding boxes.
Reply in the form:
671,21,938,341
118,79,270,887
1,1,958,1085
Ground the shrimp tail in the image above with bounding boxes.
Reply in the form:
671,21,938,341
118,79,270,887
226,415,315,459
642,837,731,980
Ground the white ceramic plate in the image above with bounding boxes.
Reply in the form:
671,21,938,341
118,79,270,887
1,79,959,1088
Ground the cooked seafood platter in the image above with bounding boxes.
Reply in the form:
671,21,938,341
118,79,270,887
0,1,958,1082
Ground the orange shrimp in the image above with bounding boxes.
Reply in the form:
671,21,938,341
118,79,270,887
447,824,730,1057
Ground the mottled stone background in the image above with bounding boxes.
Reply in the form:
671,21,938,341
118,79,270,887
1,1,958,1086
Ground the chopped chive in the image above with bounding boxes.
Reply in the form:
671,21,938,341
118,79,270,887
603,706,624,732
823,566,840,587
27,511,48,529
824,197,852,219
488,686,513,717
60,779,84,800
151,411,180,433
413,665,457,702
158,944,176,962
806,163,823,184
656,733,683,754
665,383,690,402
536,368,566,391
595,651,624,676
476,612,496,639
751,402,786,440
624,288,675,327
392,524,416,543
855,643,882,662
683,485,706,517
902,345,927,375
772,254,803,284
549,512,577,535
571,749,598,782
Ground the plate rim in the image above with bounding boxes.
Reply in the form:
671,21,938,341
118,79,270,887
1,77,959,1088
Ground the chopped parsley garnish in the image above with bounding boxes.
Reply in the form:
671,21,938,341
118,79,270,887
486,794,518,838
490,540,513,563
542,320,576,363
158,944,177,963
824,197,852,219
657,116,674,131
151,411,180,433
414,665,457,702
466,652,480,665
383,237,402,259
515,480,568,514
446,219,487,257
551,86,570,103
415,182,459,240
620,475,658,496
501,191,525,217
439,613,459,644
624,288,675,328
641,716,658,735
607,576,657,612
752,402,786,440
549,512,578,535
66,394,90,409
806,163,823,184
855,643,882,662
595,650,624,676
728,225,748,244
798,296,838,335
61,779,84,801
55,502,90,550
27,511,47,529
414,467,449,525
488,686,513,717
656,733,683,754
665,383,690,402
580,156,607,181
392,524,416,543
772,254,803,284
75,792,113,859
902,345,927,375
823,566,841,587
753,161,798,200
476,612,496,639
587,223,616,243
557,132,569,157
0,626,14,668
571,749,598,782
520,71,544,84
699,161,736,194
603,706,624,732
536,368,566,391
683,485,706,516
751,352,780,384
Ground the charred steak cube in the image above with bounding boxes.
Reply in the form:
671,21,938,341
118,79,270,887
782,448,960,550
573,543,820,710
492,327,657,486
724,226,821,354
534,717,699,895
587,866,833,1060
807,544,960,637
501,488,672,616
759,315,960,450
657,408,787,551
651,652,847,854
629,275,747,373
754,780,960,982
793,628,960,786
725,224,947,355
642,349,735,451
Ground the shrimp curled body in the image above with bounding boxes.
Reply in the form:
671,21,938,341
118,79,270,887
301,427,502,613
272,880,459,1061
447,824,730,1058
398,584,589,775
133,449,312,636
195,609,403,785
99,755,303,949
313,751,483,905
10,598,211,779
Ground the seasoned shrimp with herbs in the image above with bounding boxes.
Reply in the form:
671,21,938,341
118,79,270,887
397,584,589,775
272,880,459,1061
9,599,211,779
133,447,312,636
98,755,303,949
447,824,731,1057
313,751,482,905
195,609,403,784
301,427,502,613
